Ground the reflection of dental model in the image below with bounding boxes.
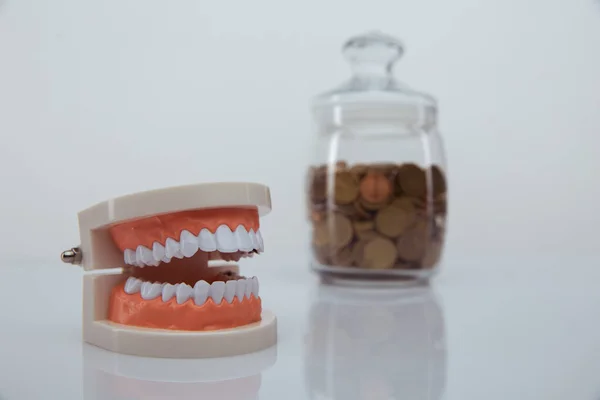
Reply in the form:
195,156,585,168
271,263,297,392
61,182,277,358
83,343,277,399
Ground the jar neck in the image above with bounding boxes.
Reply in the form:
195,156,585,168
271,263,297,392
350,61,393,86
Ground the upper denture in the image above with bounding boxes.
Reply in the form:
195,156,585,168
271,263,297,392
110,208,259,251
109,208,263,266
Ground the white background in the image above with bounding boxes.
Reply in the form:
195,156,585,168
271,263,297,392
1,3,600,399
1,0,600,268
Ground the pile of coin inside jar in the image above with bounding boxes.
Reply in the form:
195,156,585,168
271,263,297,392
307,161,447,271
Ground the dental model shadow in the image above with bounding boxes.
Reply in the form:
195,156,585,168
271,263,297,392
82,344,276,400
62,182,277,358
304,285,446,400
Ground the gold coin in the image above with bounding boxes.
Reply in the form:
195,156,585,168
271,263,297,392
334,171,360,205
396,219,429,261
331,246,354,267
375,203,416,238
359,197,388,211
434,192,447,215
431,165,447,196
326,212,354,250
397,163,427,197
422,241,443,269
349,163,369,180
312,222,330,248
353,220,377,241
335,160,348,171
390,197,416,212
353,220,375,234
359,171,392,204
312,245,330,265
360,236,397,269
310,210,326,223
393,261,415,269
308,168,327,203
368,162,397,177
356,229,379,241
353,199,374,219
351,239,368,265
336,203,358,218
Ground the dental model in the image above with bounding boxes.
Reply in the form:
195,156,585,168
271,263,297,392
61,182,277,358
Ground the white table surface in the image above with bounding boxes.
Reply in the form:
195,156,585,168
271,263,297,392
0,257,599,400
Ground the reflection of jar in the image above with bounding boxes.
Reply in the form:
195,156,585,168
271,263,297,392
304,285,446,400
306,32,447,284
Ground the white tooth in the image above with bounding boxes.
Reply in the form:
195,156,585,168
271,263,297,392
236,279,246,301
244,279,252,299
193,280,210,305
255,230,264,252
141,282,163,300
135,246,145,265
124,277,142,294
224,280,237,303
215,225,237,253
251,277,259,297
152,242,166,262
162,283,177,302
138,246,155,266
165,238,183,259
209,281,225,304
124,249,136,265
248,229,258,250
176,283,193,304
234,226,253,252
198,229,217,252
179,230,199,258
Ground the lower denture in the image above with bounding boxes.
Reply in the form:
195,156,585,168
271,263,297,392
108,281,262,331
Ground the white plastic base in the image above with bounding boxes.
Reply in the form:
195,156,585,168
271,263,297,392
84,310,277,359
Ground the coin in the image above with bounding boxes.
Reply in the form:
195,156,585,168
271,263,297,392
390,197,416,212
396,219,429,261
356,229,379,241
331,246,354,267
375,203,416,238
393,261,416,269
351,238,369,265
335,203,356,217
360,236,397,269
313,245,330,265
350,164,369,180
353,220,375,234
422,241,443,269
334,171,360,205
312,221,331,248
327,212,354,250
434,192,447,215
359,196,389,211
353,199,373,219
368,163,397,177
359,171,392,204
310,209,326,223
431,165,446,196
309,169,327,203
397,163,427,197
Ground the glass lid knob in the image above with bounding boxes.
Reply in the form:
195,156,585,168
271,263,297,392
343,31,404,79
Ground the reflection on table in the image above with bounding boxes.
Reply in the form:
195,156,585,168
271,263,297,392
82,342,277,400
304,284,446,400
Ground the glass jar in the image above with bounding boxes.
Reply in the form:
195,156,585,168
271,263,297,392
306,31,447,285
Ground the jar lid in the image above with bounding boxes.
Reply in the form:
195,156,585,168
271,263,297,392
312,31,437,128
